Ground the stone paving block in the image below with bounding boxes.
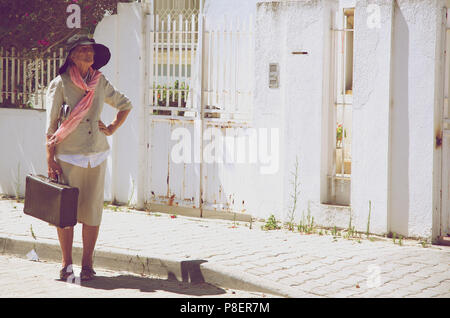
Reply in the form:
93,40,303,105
406,288,443,298
293,279,325,294
279,276,313,288
331,276,364,289
305,275,339,287
263,271,291,282
419,275,450,287
326,280,356,290
2,199,450,298
277,267,305,278
325,261,357,273
319,268,356,281
330,288,366,298
287,273,313,285
359,290,392,298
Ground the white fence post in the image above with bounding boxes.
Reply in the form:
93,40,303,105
5,50,9,102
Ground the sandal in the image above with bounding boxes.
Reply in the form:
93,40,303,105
59,264,74,281
80,266,96,281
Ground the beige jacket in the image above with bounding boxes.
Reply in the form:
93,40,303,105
45,71,133,155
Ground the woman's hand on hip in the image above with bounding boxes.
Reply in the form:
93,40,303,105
47,159,62,181
98,120,114,136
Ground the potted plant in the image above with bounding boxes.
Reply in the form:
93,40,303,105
336,124,346,148
152,80,190,116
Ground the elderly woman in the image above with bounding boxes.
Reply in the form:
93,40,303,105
45,34,132,281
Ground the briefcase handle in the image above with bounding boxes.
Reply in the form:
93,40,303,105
55,173,68,185
46,173,68,185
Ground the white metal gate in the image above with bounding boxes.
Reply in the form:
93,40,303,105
144,12,254,217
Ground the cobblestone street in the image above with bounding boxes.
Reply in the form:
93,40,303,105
0,254,274,298
1,199,450,298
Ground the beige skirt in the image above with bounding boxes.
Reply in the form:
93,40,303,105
56,158,107,227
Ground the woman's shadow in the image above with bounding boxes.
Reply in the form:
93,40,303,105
59,260,227,297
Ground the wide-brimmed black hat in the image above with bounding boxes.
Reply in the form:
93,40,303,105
58,34,111,75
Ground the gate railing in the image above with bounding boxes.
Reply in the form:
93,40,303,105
202,15,254,121
146,13,254,121
147,13,199,117
0,47,65,109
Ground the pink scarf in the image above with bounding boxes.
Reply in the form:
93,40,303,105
47,66,102,147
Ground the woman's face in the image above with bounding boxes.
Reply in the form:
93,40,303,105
70,44,94,67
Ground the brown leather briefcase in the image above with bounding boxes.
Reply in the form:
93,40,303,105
23,174,79,228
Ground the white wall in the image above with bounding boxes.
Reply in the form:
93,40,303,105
94,2,145,206
389,0,446,238
255,0,338,224
352,0,394,235
0,109,47,197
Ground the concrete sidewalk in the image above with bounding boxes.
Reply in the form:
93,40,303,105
0,198,449,298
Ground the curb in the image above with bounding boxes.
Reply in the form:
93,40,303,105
0,234,312,298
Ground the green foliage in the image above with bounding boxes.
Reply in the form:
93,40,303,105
286,156,300,232
391,232,404,246
0,0,133,56
331,226,338,237
30,224,37,240
366,200,371,238
297,206,315,234
262,214,281,231
419,239,430,248
154,81,189,104
343,213,357,240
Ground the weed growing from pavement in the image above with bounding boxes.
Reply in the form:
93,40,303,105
342,212,358,240
262,214,281,230
127,178,135,207
419,239,431,248
297,204,315,234
286,156,301,231
103,202,125,212
93,199,433,248
391,232,404,246
366,200,372,238
14,163,21,202
135,254,146,276
30,224,37,240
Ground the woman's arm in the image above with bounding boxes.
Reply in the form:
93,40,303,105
100,75,133,136
45,77,64,179
46,135,62,179
98,109,131,136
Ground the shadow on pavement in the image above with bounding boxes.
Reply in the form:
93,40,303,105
56,260,224,296
74,274,227,296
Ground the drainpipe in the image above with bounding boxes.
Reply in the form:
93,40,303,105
198,0,205,217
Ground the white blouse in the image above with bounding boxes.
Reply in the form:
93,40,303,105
57,149,110,168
